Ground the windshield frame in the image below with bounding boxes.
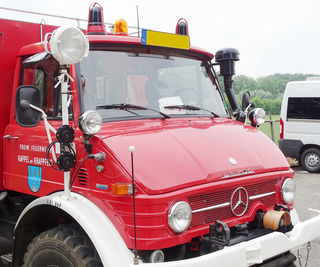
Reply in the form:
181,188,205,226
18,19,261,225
77,43,230,122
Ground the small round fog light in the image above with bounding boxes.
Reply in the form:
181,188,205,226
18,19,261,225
249,108,266,126
78,110,102,135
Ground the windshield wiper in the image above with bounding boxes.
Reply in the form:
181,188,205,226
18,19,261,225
96,103,171,119
164,105,219,118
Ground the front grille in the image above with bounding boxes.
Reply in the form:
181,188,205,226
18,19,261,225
188,178,278,228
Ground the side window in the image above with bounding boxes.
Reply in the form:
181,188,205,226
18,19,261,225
22,68,45,109
287,97,320,120
20,53,68,119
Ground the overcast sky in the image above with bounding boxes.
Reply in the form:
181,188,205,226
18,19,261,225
1,0,320,78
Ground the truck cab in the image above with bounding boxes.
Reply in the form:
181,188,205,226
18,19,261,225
0,3,320,267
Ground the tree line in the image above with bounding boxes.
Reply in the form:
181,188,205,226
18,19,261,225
217,73,319,114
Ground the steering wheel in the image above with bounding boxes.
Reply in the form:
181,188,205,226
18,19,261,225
173,88,199,106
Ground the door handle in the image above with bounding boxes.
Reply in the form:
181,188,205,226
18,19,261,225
3,135,18,140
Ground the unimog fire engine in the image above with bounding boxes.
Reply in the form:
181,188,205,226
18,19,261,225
0,3,320,267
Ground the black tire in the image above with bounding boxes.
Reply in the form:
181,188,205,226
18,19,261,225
301,148,320,173
0,237,12,255
22,224,103,267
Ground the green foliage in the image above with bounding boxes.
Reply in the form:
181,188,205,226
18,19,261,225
238,73,319,100
233,75,258,95
258,114,280,146
251,97,282,114
218,73,319,115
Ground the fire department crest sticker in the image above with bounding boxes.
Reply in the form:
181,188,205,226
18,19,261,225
28,165,42,193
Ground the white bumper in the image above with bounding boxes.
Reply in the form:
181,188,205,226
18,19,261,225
130,208,320,267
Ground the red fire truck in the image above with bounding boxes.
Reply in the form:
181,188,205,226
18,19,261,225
0,3,319,267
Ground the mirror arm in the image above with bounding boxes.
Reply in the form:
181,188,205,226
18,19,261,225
28,103,57,161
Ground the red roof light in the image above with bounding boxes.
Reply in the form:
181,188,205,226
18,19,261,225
87,2,107,35
175,18,189,36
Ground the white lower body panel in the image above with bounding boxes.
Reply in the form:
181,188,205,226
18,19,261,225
129,208,320,267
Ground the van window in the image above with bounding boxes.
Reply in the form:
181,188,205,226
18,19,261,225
287,97,320,120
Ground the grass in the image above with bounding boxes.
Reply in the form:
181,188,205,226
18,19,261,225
257,115,299,167
258,114,280,146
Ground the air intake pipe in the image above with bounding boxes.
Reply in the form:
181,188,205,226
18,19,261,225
215,48,245,122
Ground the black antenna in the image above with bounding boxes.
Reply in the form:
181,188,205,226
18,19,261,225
0,32,4,53
136,5,140,37
129,146,139,264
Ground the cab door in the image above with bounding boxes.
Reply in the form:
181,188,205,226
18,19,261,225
4,53,68,196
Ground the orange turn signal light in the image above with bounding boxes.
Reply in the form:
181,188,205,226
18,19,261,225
111,183,133,196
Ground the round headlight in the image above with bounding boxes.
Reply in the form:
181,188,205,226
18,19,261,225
45,26,89,65
281,178,296,203
249,108,266,126
78,110,102,135
168,201,192,233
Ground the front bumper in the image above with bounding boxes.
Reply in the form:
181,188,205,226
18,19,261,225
130,208,320,267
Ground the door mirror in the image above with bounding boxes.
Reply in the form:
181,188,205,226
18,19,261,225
242,91,251,112
15,85,41,127
242,90,256,114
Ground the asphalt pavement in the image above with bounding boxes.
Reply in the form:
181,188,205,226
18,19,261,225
291,166,320,267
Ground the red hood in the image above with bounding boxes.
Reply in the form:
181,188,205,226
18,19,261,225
100,118,289,194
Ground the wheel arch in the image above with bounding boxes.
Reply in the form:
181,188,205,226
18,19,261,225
299,144,320,162
13,192,133,267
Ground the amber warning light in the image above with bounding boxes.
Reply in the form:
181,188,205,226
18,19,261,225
141,29,190,50
114,18,129,36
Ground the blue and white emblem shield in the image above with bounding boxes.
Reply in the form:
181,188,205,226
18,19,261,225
28,165,42,193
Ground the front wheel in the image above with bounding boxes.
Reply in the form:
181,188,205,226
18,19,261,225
301,148,320,173
23,224,102,267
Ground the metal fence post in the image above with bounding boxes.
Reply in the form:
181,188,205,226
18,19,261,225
269,112,275,143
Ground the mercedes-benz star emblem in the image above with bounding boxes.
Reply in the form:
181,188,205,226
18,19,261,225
228,157,237,165
230,187,249,216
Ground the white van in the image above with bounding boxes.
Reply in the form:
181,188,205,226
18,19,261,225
279,77,320,172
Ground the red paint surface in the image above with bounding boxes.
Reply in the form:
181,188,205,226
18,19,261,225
1,18,293,251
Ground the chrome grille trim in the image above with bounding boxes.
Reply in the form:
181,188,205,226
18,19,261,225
249,191,275,200
191,191,275,214
192,202,230,214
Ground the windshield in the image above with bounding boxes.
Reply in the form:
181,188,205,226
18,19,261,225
78,50,228,120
